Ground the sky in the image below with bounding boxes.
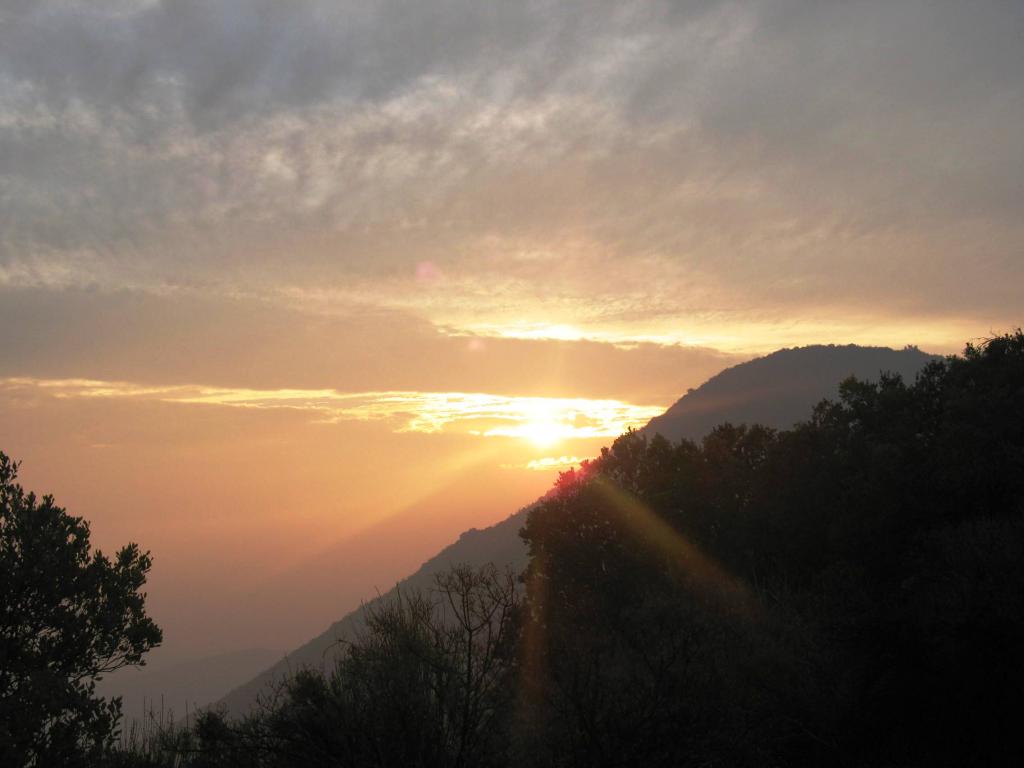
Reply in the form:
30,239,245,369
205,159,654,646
1,0,1022,661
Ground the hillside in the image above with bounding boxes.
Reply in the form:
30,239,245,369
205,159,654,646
219,507,534,714
643,344,937,441
219,343,938,715
99,648,282,727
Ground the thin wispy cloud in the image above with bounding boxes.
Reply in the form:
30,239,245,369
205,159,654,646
0,377,664,441
1,1,1020,353
503,456,587,472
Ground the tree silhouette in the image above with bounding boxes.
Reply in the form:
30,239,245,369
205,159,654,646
1,452,162,767
180,564,520,768
518,332,1024,767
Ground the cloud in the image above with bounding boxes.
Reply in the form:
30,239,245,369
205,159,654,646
1,1,1021,354
0,286,739,402
503,456,586,472
0,376,665,440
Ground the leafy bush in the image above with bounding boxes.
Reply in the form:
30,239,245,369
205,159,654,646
1,454,162,767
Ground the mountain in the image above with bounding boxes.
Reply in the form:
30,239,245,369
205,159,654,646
101,464,552,723
643,344,937,441
100,648,282,726
218,509,533,714
218,343,938,715
188,464,552,657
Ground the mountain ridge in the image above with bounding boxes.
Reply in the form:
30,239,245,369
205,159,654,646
643,343,937,441
218,342,939,714
218,507,534,714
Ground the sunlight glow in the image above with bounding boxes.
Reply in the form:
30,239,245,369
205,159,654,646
0,378,665,443
520,421,566,447
591,476,750,605
502,456,585,471
441,316,975,355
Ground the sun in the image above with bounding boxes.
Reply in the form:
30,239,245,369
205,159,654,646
520,420,565,448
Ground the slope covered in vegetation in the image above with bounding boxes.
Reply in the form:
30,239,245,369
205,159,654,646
115,333,1024,767
518,332,1024,766
221,343,937,717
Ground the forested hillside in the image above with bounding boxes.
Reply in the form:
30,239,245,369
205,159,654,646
118,333,1024,767
218,509,532,714
222,343,937,717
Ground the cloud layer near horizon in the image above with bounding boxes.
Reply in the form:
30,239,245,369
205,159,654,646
2,0,1021,355
0,375,665,439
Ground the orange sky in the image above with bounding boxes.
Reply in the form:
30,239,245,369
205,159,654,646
1,358,720,658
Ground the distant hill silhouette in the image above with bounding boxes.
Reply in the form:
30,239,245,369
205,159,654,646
101,648,282,726
220,343,938,715
219,510,533,714
643,344,937,441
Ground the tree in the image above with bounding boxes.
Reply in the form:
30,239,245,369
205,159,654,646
181,564,521,768
1,452,162,767
517,332,1024,767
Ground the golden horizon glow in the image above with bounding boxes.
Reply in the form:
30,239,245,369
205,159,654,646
441,316,982,355
502,456,587,472
519,421,566,448
0,377,666,444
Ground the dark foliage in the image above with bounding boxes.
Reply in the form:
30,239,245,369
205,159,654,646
0,453,162,767
114,332,1024,767
135,565,521,768
519,331,1024,767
